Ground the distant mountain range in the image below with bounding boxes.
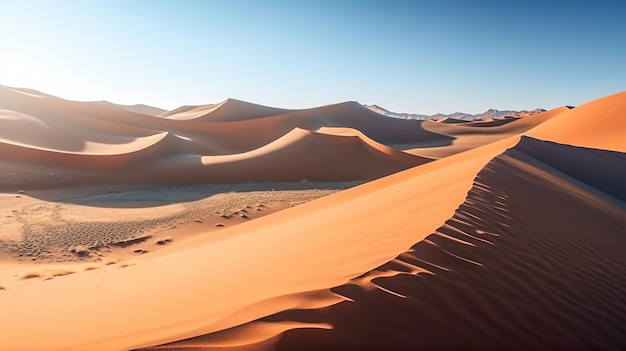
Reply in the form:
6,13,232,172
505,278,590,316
364,104,546,121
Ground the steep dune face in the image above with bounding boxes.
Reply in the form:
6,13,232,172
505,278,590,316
527,91,626,152
166,138,626,351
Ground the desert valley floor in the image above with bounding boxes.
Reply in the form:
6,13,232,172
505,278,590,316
0,85,625,350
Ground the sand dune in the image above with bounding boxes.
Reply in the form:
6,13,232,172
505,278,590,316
1,88,624,351
141,128,430,185
192,128,430,182
162,98,293,122
196,138,623,351
157,101,456,155
97,101,166,117
528,90,626,152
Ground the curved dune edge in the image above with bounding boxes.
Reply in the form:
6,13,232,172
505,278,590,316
0,132,169,170
144,138,626,351
0,132,168,156
199,127,429,164
145,127,431,184
527,90,626,152
314,127,417,157
0,136,519,351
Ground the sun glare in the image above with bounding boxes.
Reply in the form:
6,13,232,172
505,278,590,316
0,55,79,98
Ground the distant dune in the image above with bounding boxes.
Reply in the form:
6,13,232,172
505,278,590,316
0,86,624,351
162,98,293,121
0,86,439,189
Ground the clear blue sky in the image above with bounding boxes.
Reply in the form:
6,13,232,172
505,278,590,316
1,0,625,114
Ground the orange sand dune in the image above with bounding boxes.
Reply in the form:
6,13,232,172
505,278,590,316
162,98,293,122
145,128,430,184
145,137,626,351
0,135,518,351
196,128,430,182
528,90,626,152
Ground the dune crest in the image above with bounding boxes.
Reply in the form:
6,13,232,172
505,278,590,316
162,98,293,122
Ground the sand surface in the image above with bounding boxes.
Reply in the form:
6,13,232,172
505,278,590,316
0,86,624,350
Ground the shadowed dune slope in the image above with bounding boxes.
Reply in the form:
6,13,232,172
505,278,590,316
274,101,452,145
154,138,626,351
514,136,626,202
528,90,626,152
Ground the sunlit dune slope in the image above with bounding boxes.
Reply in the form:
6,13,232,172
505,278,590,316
528,90,626,152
